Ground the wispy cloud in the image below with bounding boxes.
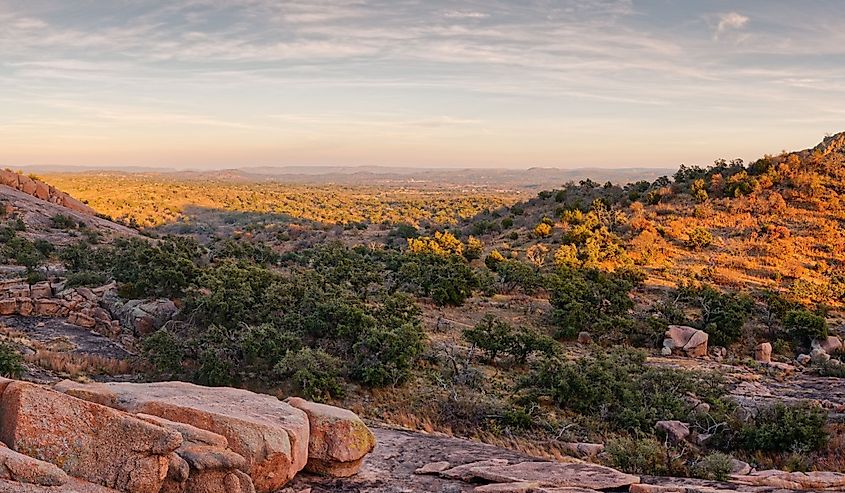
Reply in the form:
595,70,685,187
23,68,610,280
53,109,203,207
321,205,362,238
714,12,749,39
0,0,843,167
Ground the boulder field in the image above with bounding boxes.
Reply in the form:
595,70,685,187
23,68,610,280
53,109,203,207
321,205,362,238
0,378,375,493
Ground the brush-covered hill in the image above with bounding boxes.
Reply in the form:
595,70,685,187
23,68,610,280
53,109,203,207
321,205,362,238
461,132,845,309
2,134,845,486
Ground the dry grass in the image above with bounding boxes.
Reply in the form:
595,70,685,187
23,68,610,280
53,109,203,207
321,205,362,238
1,327,135,377
24,350,133,376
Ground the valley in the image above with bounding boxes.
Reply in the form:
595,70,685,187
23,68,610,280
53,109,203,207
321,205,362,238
0,133,844,491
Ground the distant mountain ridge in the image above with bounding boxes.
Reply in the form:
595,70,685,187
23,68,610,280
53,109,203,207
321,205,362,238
23,165,676,190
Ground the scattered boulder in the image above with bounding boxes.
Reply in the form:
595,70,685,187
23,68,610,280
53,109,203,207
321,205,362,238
473,482,541,493
655,421,690,443
753,343,772,363
730,458,752,476
810,348,831,365
54,381,310,493
135,414,254,493
441,460,509,481
731,469,845,490
105,298,178,336
663,326,708,358
0,444,69,487
284,398,375,477
446,461,640,490
559,443,604,458
415,462,451,475
814,336,843,355
0,381,182,493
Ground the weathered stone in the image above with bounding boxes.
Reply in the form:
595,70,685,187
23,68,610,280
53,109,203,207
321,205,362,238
67,312,96,328
0,300,14,315
664,326,708,358
452,461,639,490
0,477,120,492
0,381,181,493
731,469,845,490
814,336,843,355
0,444,69,486
754,343,772,363
414,461,451,475
655,421,690,443
559,443,604,458
29,282,53,299
34,299,63,317
136,414,254,493
285,397,375,477
8,285,30,299
628,485,683,493
54,381,308,493
810,348,831,364
441,460,510,481
473,482,541,493
730,459,752,476
105,298,179,336
16,298,33,316
577,332,592,345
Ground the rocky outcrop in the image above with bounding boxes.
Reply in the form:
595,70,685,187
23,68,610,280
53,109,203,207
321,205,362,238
655,420,690,443
445,461,639,490
0,381,182,493
0,443,69,487
813,336,843,356
103,297,179,336
54,381,311,493
732,469,845,490
0,278,179,347
0,378,374,492
285,397,376,477
663,326,708,358
135,414,254,493
754,343,772,363
0,170,94,214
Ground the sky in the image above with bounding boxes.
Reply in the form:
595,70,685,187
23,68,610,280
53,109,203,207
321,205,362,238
0,0,844,169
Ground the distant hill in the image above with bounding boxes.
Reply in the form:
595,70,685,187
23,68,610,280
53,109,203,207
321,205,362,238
18,165,674,190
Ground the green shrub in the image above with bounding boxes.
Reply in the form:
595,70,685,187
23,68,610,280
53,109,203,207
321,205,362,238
605,436,668,475
739,402,828,453
493,259,541,294
463,315,556,363
142,329,185,376
351,321,424,387
397,253,477,306
547,267,644,339
64,271,109,288
274,347,344,402
692,452,733,481
783,309,827,346
685,227,713,250
51,214,77,229
521,347,727,432
0,341,23,378
678,284,753,347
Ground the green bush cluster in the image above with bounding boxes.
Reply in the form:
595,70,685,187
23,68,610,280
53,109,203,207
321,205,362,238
462,314,557,364
547,267,645,339
520,347,727,433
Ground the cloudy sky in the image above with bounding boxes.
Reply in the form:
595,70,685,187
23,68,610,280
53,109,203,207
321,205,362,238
1,0,843,168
